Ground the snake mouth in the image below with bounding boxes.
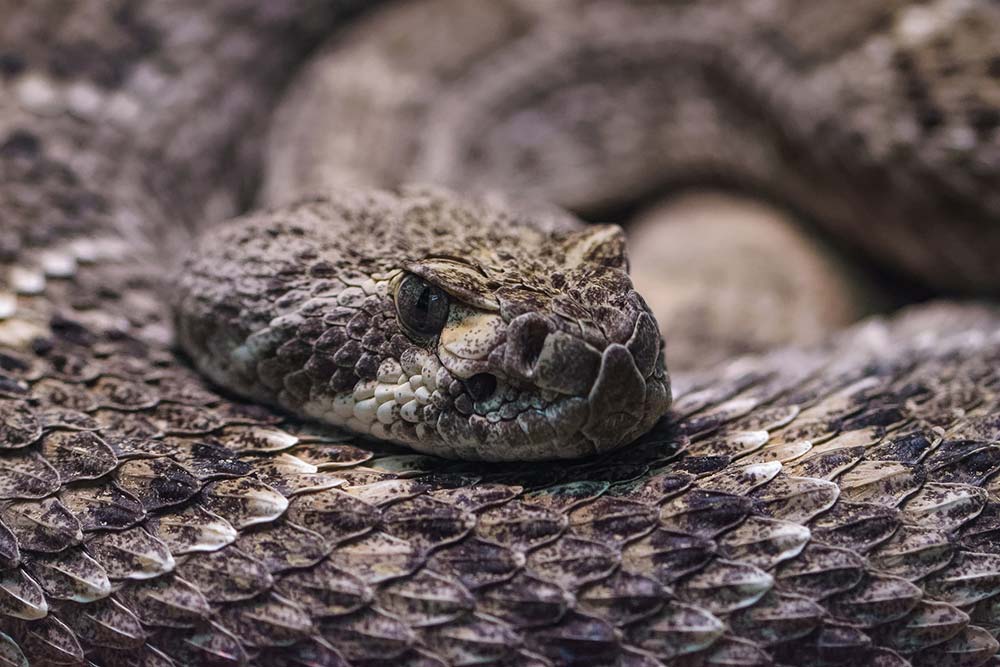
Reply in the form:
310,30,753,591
289,294,671,461
431,290,670,458
426,311,671,460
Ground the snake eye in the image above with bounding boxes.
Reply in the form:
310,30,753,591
396,273,450,337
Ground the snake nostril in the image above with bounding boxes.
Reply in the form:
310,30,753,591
466,373,498,402
515,319,549,374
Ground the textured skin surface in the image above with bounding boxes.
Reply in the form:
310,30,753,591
0,1,999,666
266,0,1000,292
265,0,1000,361
175,187,669,460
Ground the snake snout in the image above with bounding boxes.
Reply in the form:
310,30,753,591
503,313,552,378
503,312,603,396
583,343,651,450
584,312,670,452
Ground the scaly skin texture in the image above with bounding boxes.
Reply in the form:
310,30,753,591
0,1,999,667
269,0,1000,292
266,0,1000,362
175,188,670,460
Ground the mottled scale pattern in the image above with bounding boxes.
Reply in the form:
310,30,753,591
1,0,1000,665
2,302,1000,666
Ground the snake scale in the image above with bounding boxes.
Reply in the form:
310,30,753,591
1,0,1000,665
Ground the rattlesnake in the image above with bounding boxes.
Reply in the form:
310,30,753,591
1,1,1000,665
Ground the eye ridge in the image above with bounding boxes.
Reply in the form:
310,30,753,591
396,273,450,337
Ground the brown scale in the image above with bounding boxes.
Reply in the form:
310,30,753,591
3,306,1000,664
1,2,1000,667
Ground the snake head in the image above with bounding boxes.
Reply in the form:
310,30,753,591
175,187,671,461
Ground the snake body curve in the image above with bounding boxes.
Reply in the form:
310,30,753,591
1,1,1000,666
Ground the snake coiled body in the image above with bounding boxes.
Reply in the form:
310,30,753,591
1,1,1000,666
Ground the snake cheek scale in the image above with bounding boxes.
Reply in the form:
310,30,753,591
1,1,1000,666
174,188,671,461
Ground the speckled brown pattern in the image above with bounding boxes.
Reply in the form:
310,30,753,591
265,0,1000,363
268,0,1000,293
1,1,1000,666
5,301,1000,665
175,187,670,460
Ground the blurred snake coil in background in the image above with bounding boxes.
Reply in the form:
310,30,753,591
0,0,999,665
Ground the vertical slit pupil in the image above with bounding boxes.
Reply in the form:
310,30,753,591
397,274,449,336
415,287,432,325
